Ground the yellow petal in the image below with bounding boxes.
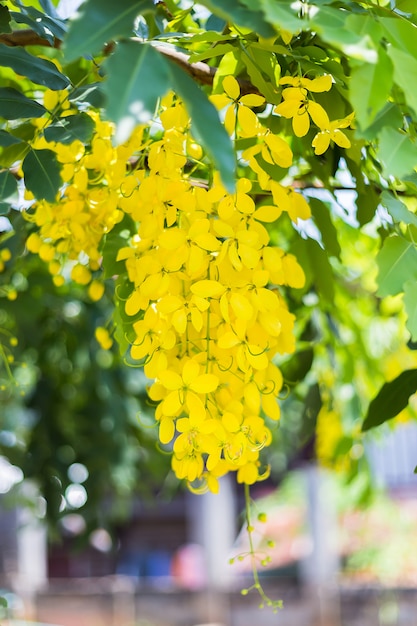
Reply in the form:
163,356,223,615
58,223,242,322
239,93,265,107
222,75,240,100
159,369,183,390
253,205,281,222
159,417,175,444
191,280,226,298
190,373,219,394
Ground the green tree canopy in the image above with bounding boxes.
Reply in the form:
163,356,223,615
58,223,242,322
1,0,417,562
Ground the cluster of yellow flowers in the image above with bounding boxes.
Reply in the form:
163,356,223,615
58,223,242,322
22,72,353,490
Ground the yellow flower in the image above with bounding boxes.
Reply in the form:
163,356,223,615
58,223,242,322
211,75,265,137
274,74,332,137
312,112,354,155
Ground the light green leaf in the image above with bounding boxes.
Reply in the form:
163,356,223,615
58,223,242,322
388,46,417,115
357,102,403,141
350,46,393,129
381,191,417,227
168,61,235,192
188,43,235,64
0,87,46,119
241,47,280,104
44,113,95,145
394,0,416,11
404,280,417,341
378,127,417,179
103,42,171,144
64,0,154,62
22,149,62,202
0,43,70,90
362,369,417,431
0,171,18,202
380,17,417,57
0,4,11,33
376,235,417,297
258,0,302,33
198,0,275,37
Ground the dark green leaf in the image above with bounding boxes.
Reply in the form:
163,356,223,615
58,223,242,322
0,4,11,33
64,0,154,62
22,5,66,39
44,113,95,144
0,130,23,148
379,127,417,179
281,349,314,385
69,83,105,108
199,0,275,37
309,197,341,259
168,61,235,192
356,185,379,226
362,369,417,431
0,87,46,119
381,190,417,227
22,149,62,202
404,280,417,341
101,213,136,279
103,41,171,144
10,9,65,45
0,171,18,202
376,235,417,297
0,44,70,90
0,202,11,215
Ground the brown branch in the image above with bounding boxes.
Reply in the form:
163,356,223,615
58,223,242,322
0,29,260,94
0,29,60,48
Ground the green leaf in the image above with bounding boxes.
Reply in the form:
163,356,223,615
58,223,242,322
64,0,154,62
350,46,393,129
381,190,417,227
0,4,11,33
199,0,276,37
362,369,417,431
388,46,417,116
376,235,417,297
404,280,417,341
22,149,62,202
0,87,46,119
103,42,171,144
0,171,18,202
378,127,417,179
0,43,70,90
101,213,136,279
44,113,95,144
168,61,235,192
309,197,341,259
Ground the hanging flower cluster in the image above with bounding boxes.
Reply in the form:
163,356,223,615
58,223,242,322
21,71,353,492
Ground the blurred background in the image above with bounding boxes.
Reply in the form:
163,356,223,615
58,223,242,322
2,255,417,626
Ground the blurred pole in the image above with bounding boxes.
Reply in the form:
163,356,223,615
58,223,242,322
16,506,48,616
187,474,237,624
299,465,341,626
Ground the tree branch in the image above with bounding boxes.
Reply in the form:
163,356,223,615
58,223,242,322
0,29,260,95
